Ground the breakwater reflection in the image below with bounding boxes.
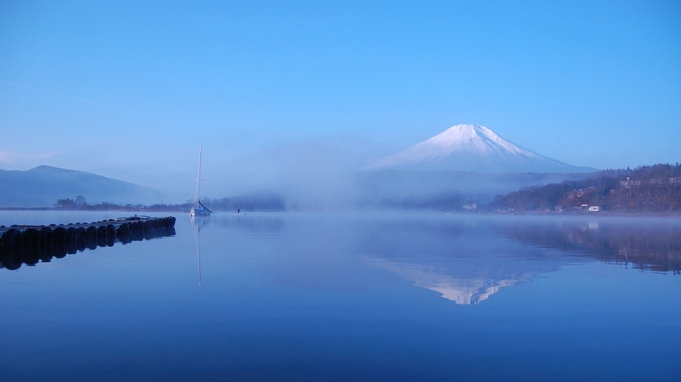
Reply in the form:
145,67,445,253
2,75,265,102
0,216,176,270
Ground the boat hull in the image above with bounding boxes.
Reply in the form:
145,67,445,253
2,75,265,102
190,207,211,217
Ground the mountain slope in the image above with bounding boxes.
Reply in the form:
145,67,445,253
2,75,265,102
0,165,167,207
362,124,594,173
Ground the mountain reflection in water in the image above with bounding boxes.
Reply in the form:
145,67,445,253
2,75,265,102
364,257,536,304
1,212,680,381
359,218,571,304
360,216,680,304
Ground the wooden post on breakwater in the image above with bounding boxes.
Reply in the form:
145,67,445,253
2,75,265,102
0,216,176,270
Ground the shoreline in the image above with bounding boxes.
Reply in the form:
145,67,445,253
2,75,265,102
2,207,681,217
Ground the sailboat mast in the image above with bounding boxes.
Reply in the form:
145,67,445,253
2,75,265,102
194,146,202,204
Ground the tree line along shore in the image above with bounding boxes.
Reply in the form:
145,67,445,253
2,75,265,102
0,194,286,212
490,163,681,213
2,163,679,213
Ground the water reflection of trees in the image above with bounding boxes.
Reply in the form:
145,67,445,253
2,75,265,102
359,217,680,305
498,220,681,274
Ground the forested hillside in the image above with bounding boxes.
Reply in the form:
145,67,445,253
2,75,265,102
490,164,681,212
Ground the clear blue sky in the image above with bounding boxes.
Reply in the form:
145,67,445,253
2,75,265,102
1,0,680,195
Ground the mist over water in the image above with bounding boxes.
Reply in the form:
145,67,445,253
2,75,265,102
1,211,680,381
193,143,590,211
2,1,679,379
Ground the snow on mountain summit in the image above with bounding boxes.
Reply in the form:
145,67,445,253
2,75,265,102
414,124,535,157
361,124,593,173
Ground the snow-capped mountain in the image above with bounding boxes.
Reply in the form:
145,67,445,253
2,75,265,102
361,124,594,173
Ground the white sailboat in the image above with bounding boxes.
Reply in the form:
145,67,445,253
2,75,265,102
190,146,212,217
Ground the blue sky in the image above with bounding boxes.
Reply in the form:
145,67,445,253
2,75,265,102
1,0,680,195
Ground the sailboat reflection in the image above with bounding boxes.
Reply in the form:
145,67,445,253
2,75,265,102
191,216,210,286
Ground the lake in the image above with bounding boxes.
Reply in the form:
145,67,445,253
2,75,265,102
1,211,680,381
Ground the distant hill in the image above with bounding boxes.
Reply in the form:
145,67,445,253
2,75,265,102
361,124,595,173
0,165,168,208
489,163,681,212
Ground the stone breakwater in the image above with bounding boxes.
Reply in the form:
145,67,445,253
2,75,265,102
0,216,176,270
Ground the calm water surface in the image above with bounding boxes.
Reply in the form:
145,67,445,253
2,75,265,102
1,211,680,381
